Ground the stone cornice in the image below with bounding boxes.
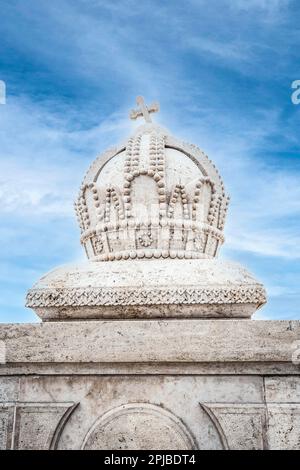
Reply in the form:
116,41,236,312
0,320,299,364
26,284,266,308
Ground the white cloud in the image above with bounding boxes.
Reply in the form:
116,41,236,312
186,37,253,62
168,102,300,262
0,96,131,217
226,229,300,259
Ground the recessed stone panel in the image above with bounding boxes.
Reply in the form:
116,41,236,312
82,403,196,450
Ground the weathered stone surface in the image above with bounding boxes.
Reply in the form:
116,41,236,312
0,320,299,364
1,371,300,449
0,374,264,450
0,402,77,450
1,318,299,450
267,404,300,450
200,404,266,450
81,403,197,450
0,377,19,401
0,406,14,449
26,259,266,320
265,377,300,402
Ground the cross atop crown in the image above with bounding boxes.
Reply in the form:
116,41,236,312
129,96,160,123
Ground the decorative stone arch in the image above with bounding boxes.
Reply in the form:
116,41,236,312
123,171,166,220
81,403,197,450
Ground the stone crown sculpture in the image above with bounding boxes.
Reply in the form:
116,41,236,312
26,97,266,321
75,121,229,262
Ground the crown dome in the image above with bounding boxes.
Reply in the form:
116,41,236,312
75,123,230,262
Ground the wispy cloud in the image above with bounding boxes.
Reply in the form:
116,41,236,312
0,95,132,217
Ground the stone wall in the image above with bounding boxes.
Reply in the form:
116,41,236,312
1,320,300,450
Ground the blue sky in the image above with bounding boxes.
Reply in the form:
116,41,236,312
0,0,300,322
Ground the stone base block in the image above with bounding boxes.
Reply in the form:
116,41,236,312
0,320,299,450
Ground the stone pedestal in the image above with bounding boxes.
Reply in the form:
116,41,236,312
25,259,266,320
1,320,300,450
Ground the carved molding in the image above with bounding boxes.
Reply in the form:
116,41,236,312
26,284,266,308
49,403,79,450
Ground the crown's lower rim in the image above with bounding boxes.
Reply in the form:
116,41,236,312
80,220,225,245
91,248,213,262
80,219,225,261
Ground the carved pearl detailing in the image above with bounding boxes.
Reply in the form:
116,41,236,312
75,127,229,261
